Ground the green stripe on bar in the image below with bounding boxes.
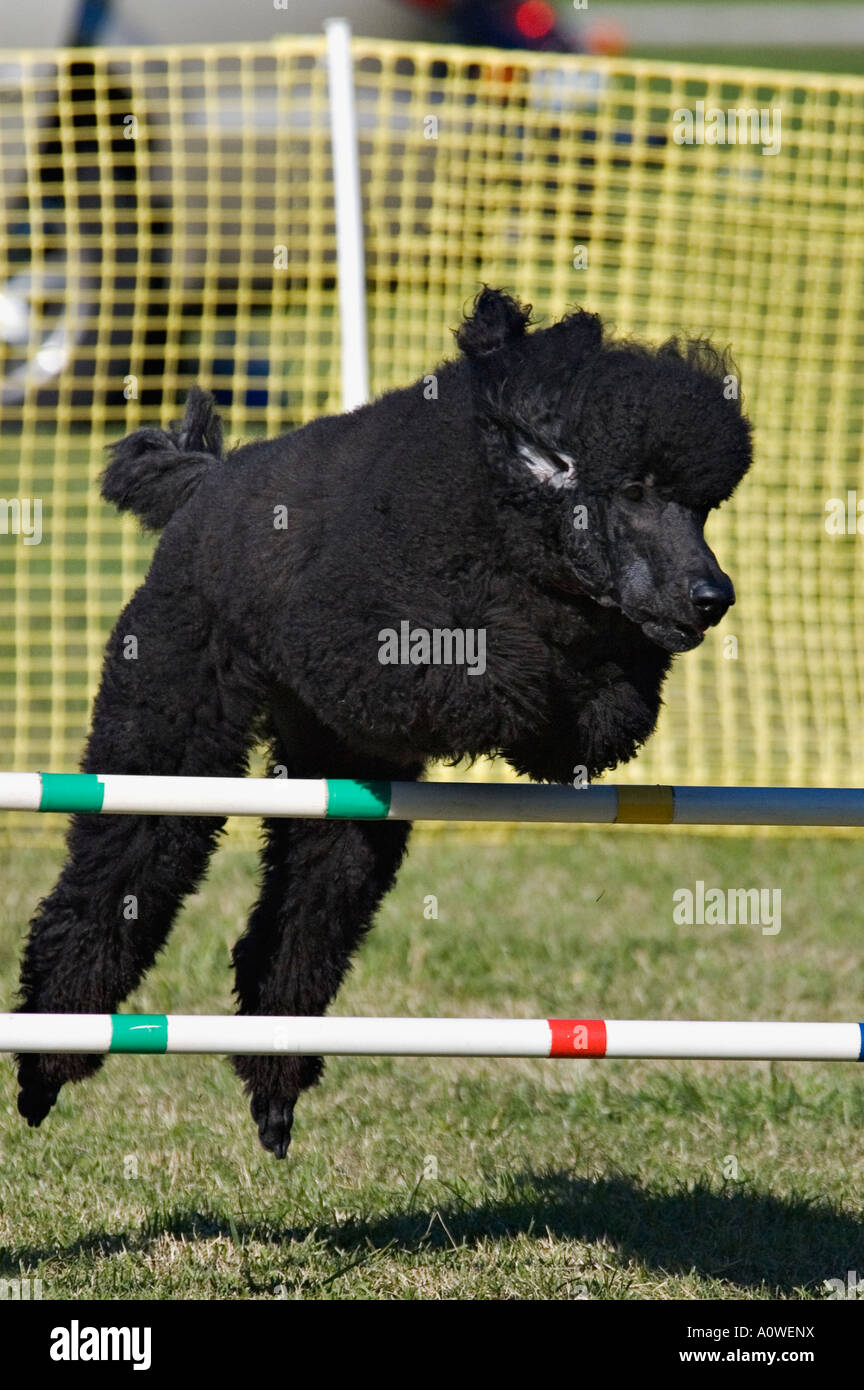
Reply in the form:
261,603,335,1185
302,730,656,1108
39,772,105,813
325,779,392,818
110,1015,168,1053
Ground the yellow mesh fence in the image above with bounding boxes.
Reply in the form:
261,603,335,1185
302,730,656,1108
1,38,864,846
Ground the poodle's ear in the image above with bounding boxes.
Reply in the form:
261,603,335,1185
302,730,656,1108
542,307,604,360
660,335,743,400
455,287,532,357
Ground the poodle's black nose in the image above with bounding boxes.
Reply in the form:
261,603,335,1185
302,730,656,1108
689,577,735,626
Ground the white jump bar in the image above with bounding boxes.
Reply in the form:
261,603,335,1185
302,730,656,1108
2,1015,862,1061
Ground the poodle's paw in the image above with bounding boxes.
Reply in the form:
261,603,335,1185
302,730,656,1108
251,1093,297,1159
17,1068,60,1128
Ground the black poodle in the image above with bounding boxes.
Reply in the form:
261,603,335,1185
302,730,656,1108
16,289,752,1156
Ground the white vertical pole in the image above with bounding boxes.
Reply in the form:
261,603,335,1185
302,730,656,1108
325,18,370,410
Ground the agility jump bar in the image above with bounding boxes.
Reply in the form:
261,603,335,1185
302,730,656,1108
3,1015,864,1060
2,773,864,826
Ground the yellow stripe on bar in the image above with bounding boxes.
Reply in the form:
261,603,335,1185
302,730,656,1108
616,785,675,824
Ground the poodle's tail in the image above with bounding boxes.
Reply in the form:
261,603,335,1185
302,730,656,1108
101,387,223,530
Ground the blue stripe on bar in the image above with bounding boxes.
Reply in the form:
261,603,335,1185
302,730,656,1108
858,1024,864,1060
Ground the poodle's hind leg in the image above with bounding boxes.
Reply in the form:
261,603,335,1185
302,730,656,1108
232,696,420,1157
16,580,262,1128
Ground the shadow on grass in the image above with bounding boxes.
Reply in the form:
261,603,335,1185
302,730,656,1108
3,1172,862,1296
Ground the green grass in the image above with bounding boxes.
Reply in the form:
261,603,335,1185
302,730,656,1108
2,828,864,1300
632,47,864,75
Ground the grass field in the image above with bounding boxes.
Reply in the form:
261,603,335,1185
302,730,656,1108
633,47,864,74
1,826,863,1300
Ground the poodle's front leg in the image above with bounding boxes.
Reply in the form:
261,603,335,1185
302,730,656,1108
16,581,262,1127
503,658,666,784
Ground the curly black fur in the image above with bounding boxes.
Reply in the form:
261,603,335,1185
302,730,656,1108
455,284,534,355
100,385,225,530
16,289,752,1156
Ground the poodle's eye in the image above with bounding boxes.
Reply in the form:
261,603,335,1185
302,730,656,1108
621,482,645,502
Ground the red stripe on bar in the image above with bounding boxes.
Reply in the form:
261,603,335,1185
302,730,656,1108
548,1019,607,1057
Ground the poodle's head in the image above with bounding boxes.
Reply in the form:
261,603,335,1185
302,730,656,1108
457,288,752,654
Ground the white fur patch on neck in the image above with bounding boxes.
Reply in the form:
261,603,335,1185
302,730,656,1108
518,441,577,489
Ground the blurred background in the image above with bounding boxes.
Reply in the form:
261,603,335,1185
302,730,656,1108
1,1,864,820
4,0,864,71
